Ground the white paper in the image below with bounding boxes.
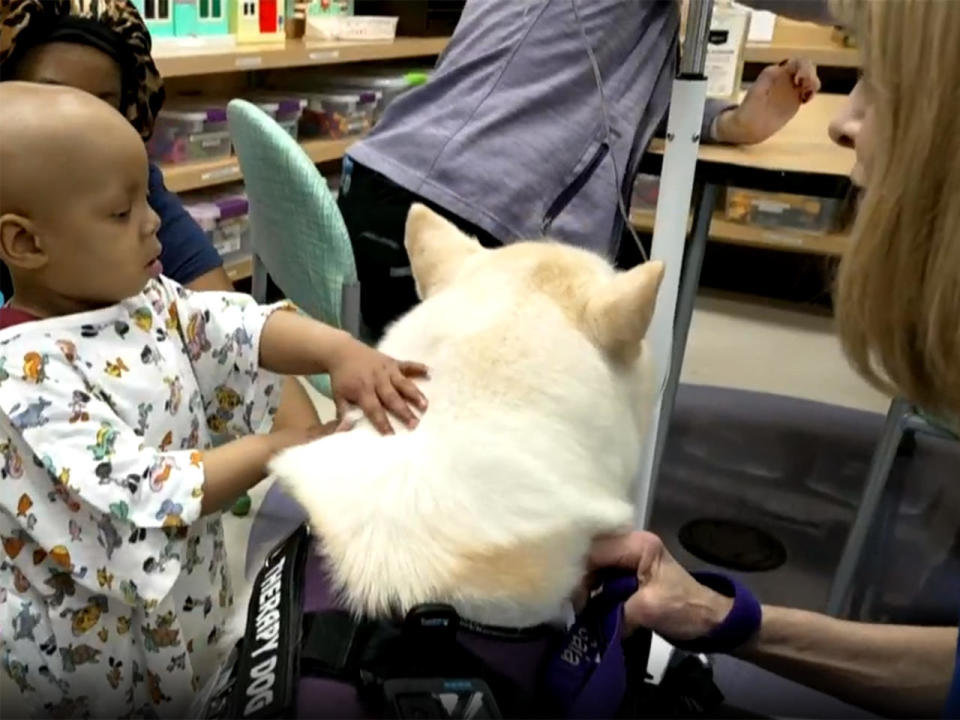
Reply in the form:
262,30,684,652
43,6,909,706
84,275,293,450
745,8,776,42
705,6,750,99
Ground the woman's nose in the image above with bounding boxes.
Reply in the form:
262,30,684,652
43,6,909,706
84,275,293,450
829,78,865,150
829,114,861,149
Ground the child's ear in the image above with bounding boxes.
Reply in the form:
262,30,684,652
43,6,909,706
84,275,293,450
0,214,47,270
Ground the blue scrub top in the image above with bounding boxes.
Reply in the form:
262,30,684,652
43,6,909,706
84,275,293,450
147,162,223,285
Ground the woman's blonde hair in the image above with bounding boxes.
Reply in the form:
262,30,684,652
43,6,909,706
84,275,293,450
833,0,960,415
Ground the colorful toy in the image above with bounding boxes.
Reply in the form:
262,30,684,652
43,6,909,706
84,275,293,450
230,0,285,43
132,0,230,39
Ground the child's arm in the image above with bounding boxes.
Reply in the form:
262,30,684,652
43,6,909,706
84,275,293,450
199,422,336,515
259,310,428,435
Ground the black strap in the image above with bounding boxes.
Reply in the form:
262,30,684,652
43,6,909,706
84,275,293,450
225,525,310,719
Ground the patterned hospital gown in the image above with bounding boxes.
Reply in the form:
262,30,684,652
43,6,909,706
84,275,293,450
0,278,285,718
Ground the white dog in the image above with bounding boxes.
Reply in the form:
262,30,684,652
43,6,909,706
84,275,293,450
270,204,663,629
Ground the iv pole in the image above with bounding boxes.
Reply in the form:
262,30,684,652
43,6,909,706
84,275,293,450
635,0,715,526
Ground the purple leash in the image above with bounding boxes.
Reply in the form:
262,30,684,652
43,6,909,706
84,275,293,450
543,572,639,718
543,570,762,718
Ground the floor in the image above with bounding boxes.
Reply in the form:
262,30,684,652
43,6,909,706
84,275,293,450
221,290,893,641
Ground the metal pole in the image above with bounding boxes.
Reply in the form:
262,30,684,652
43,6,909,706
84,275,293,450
681,0,714,74
648,182,717,507
634,0,714,525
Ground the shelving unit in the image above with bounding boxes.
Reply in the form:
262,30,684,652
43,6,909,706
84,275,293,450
154,36,449,78
630,208,850,256
157,20,856,282
742,20,858,68
161,136,356,192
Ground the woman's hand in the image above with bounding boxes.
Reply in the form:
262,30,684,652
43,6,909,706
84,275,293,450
714,58,821,145
327,338,428,434
588,531,732,640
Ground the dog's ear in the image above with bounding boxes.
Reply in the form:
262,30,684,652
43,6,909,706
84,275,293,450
584,260,664,364
405,204,482,299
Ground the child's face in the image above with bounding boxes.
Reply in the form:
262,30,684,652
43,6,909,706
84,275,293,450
0,83,163,309
37,130,163,304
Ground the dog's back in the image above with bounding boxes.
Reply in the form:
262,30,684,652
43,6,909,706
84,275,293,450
271,205,663,628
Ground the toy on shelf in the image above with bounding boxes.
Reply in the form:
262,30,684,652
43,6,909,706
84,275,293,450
133,0,231,41
230,0,286,44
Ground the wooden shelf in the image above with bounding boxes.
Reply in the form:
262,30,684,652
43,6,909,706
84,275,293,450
160,136,356,193
742,19,859,69
630,208,850,256
743,39,858,68
224,255,253,282
154,36,448,78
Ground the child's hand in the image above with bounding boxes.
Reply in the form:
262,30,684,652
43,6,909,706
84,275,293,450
327,339,428,434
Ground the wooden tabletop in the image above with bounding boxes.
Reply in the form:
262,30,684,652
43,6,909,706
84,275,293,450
648,93,855,179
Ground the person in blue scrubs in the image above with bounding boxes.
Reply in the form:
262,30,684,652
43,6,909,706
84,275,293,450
591,2,960,716
0,1,321,500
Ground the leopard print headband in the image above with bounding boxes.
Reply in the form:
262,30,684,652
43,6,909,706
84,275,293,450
0,0,165,139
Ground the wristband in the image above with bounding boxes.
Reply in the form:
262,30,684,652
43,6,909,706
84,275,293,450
671,571,762,654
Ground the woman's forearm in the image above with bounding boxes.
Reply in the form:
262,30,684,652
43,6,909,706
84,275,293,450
736,605,956,717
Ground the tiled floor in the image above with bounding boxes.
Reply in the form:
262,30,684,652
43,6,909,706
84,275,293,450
221,291,892,642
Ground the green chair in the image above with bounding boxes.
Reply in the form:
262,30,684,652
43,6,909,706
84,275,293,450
226,98,361,401
226,99,359,517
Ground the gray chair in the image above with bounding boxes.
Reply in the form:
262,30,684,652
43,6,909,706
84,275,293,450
827,397,958,617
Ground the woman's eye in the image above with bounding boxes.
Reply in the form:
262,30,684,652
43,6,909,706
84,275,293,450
112,208,132,220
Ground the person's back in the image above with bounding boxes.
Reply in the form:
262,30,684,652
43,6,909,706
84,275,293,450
348,0,678,254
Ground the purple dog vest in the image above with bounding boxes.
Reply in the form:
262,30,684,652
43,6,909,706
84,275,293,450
203,526,647,719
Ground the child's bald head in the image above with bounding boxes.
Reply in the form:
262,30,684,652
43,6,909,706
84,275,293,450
0,82,162,314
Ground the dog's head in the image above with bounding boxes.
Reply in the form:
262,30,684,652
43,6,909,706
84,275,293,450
404,202,663,369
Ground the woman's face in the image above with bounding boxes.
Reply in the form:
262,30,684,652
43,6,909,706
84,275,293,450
828,79,875,187
12,41,122,110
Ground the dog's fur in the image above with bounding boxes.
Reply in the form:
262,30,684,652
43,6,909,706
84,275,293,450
270,205,663,628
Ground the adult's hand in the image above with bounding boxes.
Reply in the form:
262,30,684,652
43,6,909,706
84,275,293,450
713,58,820,145
588,531,732,640
590,533,956,717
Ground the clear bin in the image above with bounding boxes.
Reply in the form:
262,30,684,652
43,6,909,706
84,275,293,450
248,94,307,141
630,173,660,211
299,91,376,139
311,68,428,121
725,187,846,235
184,193,251,265
149,103,231,164
212,195,251,264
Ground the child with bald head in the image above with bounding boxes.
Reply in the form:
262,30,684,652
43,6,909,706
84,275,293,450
0,83,427,717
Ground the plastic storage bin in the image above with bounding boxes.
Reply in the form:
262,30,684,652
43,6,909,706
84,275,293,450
212,195,251,263
299,91,376,139
630,173,661,211
725,187,846,234
184,192,251,265
148,103,231,164
248,94,308,140
311,67,428,121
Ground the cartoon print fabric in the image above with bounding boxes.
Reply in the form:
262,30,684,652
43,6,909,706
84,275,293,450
0,277,284,717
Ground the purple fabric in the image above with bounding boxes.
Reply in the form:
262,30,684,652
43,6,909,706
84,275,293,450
206,107,228,123
544,572,638,718
672,572,762,655
215,195,249,220
249,487,636,717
